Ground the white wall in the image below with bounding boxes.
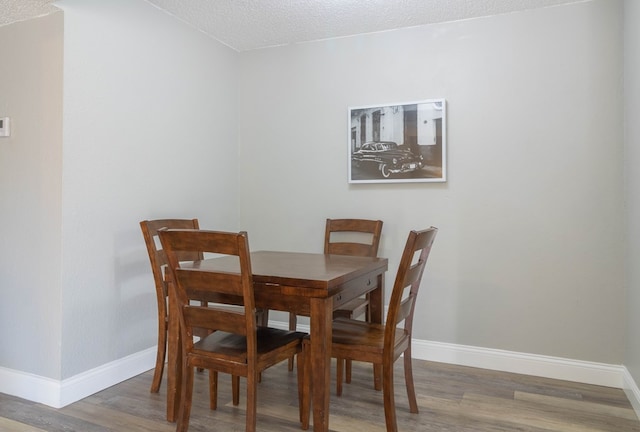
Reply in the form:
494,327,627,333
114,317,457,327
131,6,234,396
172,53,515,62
238,0,625,364
58,0,240,378
625,0,640,382
0,13,64,379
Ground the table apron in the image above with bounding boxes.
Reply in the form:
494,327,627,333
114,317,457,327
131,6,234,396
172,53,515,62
253,270,384,316
331,271,382,310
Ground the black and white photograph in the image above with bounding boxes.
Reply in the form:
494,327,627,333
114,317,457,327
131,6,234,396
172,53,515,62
348,99,446,183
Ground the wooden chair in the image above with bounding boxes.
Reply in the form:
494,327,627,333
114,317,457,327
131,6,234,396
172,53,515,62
304,227,437,432
140,218,202,393
289,218,383,381
159,228,308,432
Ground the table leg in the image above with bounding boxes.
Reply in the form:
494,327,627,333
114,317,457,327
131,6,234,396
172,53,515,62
166,281,181,422
368,272,385,324
310,297,332,432
368,272,385,391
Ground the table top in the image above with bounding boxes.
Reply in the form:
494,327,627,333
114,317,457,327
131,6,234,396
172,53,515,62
185,250,388,292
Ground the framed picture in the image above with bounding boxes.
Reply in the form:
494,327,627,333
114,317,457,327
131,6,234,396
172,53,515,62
348,99,446,183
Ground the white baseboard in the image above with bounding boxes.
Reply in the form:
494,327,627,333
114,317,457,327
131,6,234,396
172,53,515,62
2,332,639,417
286,322,624,388
411,340,640,421
411,339,625,388
624,367,640,418
0,347,156,408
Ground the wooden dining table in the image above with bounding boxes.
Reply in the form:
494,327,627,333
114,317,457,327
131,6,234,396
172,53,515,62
165,250,388,432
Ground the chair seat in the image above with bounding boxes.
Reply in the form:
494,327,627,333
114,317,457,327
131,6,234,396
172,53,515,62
331,318,409,358
333,297,369,319
195,327,307,362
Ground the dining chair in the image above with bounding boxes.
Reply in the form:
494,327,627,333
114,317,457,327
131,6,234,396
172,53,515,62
141,219,268,401
303,227,437,432
159,228,308,432
289,218,383,383
140,218,203,393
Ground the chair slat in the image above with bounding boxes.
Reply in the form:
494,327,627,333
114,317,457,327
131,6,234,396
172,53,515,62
402,263,425,287
176,268,243,297
327,242,374,256
396,297,414,324
183,306,247,336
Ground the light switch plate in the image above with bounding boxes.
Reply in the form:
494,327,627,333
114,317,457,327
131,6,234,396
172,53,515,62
0,117,10,137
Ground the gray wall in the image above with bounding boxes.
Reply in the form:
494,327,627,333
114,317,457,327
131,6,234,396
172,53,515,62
0,0,241,380
0,0,632,392
625,0,640,382
238,0,625,364
58,0,241,379
0,13,64,379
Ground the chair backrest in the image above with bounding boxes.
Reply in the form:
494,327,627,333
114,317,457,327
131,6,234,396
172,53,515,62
140,219,202,301
385,227,437,347
324,218,383,258
158,229,257,356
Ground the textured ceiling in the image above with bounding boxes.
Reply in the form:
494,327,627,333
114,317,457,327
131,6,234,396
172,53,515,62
0,0,58,26
145,0,584,51
1,0,584,51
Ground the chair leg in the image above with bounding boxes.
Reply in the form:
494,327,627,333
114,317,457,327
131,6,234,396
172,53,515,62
288,313,297,371
246,371,258,432
211,372,241,411
336,358,344,396
382,362,398,432
177,365,195,432
257,308,270,326
373,364,383,391
232,375,240,406
209,370,218,410
150,320,167,393
297,344,311,430
298,345,310,430
344,293,368,390
404,349,418,414
254,310,266,382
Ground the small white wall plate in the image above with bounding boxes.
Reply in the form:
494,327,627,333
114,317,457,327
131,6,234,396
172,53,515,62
0,117,10,137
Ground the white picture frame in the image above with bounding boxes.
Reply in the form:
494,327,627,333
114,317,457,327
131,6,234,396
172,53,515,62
348,99,447,184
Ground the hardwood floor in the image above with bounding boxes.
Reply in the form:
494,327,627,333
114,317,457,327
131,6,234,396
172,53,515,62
1,359,638,431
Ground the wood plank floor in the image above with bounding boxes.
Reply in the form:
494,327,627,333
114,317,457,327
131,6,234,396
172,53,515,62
1,359,638,431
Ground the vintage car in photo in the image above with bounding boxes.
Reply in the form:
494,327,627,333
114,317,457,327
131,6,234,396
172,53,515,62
351,141,424,178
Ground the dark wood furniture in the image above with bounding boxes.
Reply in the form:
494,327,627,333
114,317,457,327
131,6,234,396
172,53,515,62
288,218,383,382
310,227,437,432
165,250,388,432
159,229,308,432
141,219,266,399
326,218,383,385
140,218,202,393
